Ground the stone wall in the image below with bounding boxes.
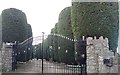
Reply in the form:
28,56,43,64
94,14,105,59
87,36,118,73
118,54,120,75
0,15,2,75
1,43,13,72
0,52,1,74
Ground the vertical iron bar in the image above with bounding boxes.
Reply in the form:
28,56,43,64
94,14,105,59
41,32,44,73
81,64,82,75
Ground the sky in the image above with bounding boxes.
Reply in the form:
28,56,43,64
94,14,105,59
0,0,71,37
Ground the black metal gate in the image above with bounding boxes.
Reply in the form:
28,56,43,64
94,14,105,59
11,33,87,74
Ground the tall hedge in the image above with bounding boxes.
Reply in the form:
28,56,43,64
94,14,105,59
26,24,33,60
45,31,53,60
52,23,59,62
2,8,28,42
71,2,119,52
58,7,75,64
2,8,33,62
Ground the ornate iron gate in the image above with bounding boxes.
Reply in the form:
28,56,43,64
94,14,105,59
9,33,87,74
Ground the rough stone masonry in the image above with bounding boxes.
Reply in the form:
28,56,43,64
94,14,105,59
1,43,12,72
86,36,118,73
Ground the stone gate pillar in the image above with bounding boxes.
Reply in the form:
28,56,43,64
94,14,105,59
87,36,118,73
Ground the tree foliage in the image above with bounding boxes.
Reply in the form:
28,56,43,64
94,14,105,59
2,8,28,43
57,7,75,64
2,8,33,62
71,2,119,52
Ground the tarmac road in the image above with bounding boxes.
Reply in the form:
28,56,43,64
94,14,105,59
2,59,80,75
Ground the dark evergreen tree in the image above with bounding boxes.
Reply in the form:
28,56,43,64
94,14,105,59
52,23,59,62
71,2,119,53
2,8,33,62
2,8,28,42
26,24,33,60
47,28,54,60
58,7,75,64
